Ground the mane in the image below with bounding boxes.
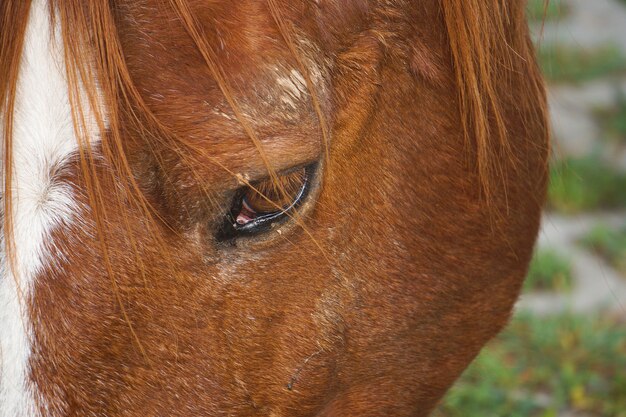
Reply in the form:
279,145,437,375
1,0,548,291
441,0,548,204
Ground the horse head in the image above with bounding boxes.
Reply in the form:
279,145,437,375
0,1,548,415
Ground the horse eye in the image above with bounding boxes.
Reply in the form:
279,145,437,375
217,165,314,241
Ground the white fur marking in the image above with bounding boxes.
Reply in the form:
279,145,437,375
0,1,99,415
276,69,307,110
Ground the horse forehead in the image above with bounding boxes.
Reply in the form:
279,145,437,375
120,1,328,105
116,0,332,188
0,1,97,415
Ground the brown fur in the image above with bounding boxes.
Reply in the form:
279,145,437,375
1,0,549,415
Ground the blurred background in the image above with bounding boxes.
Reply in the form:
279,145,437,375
435,0,626,415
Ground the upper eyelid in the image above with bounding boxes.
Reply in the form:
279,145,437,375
236,158,318,187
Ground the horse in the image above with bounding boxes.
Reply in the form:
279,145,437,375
0,0,549,415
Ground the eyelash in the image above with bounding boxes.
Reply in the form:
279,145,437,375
216,164,314,242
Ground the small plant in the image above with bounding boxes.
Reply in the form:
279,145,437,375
524,249,573,292
537,44,626,83
548,156,626,214
594,91,626,144
581,224,626,275
436,313,626,417
527,0,567,22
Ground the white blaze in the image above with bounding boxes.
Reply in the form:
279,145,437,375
0,0,98,415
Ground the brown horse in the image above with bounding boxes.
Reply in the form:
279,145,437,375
0,0,548,415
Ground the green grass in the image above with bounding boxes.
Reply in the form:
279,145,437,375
436,313,626,417
524,249,573,292
581,224,626,274
537,44,626,83
548,156,626,214
594,92,626,144
527,0,567,21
